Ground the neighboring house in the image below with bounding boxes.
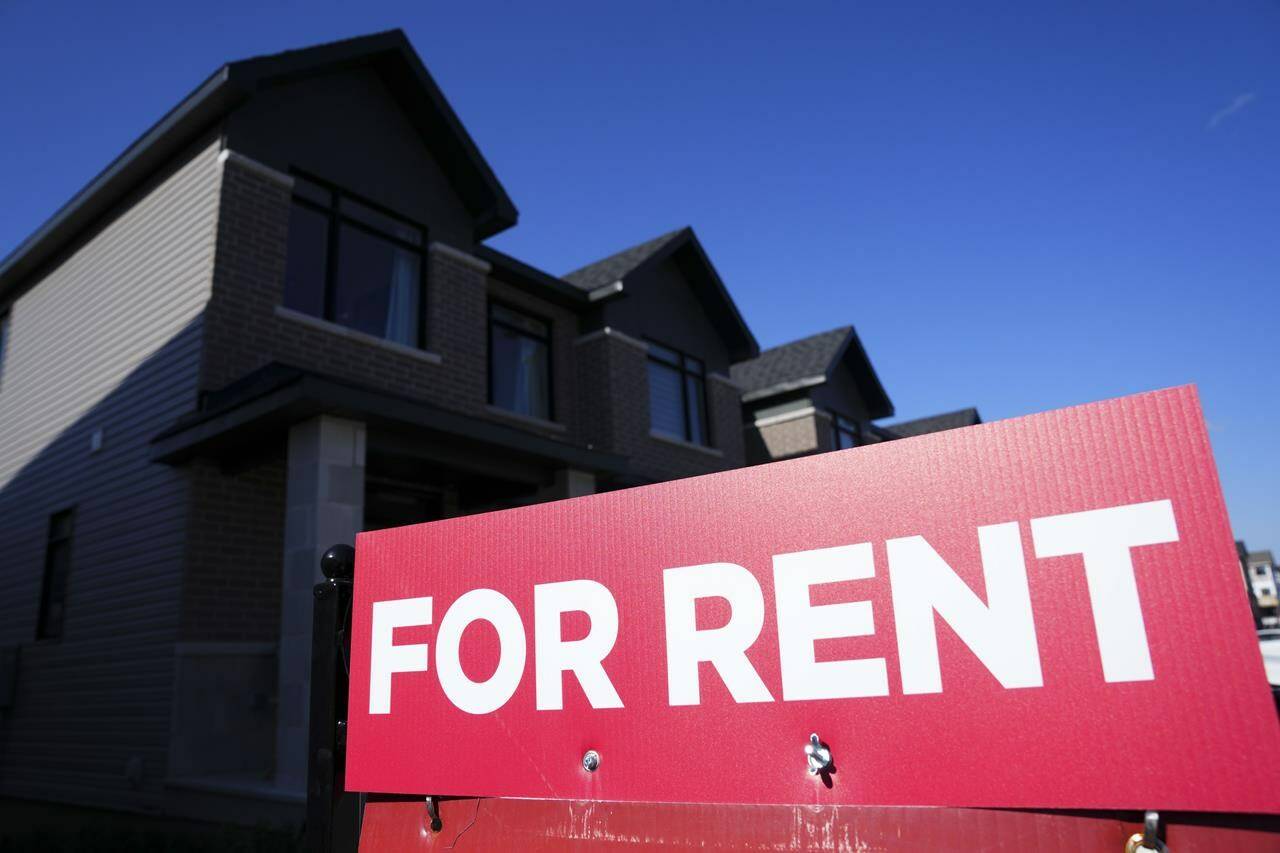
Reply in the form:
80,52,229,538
731,327,894,464
1248,550,1279,627
730,327,982,465
0,31,762,823
1238,540,1263,628
882,407,982,439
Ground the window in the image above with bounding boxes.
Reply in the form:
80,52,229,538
37,509,74,640
832,412,860,450
648,341,708,445
489,303,552,420
283,175,426,347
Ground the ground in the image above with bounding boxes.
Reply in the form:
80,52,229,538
0,798,297,852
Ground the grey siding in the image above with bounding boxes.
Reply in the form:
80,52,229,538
0,137,222,810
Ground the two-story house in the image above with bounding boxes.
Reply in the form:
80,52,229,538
0,30,964,825
730,327,981,465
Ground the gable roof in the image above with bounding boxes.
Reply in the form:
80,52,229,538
563,229,684,292
565,227,759,362
885,407,982,438
731,326,894,419
0,30,516,302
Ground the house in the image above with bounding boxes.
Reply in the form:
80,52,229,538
882,407,982,439
731,327,894,464
1237,540,1263,628
730,327,981,465
0,30,958,825
1248,550,1279,627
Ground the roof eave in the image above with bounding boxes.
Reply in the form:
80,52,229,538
0,30,521,303
0,66,245,302
476,246,590,309
833,327,894,420
740,375,827,404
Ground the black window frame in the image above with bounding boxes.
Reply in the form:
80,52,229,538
284,171,429,348
832,411,861,450
646,339,711,446
487,300,555,421
36,507,75,641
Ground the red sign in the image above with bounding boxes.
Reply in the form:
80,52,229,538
346,386,1280,813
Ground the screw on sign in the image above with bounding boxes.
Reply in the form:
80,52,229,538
337,388,1280,851
804,734,831,776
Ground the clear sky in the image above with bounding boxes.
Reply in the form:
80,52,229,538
1,2,1276,549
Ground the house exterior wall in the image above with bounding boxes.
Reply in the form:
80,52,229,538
224,66,477,250
0,135,224,810
201,155,490,417
596,255,735,374
749,409,834,462
574,329,745,482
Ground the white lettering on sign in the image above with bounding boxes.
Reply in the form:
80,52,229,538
1031,499,1178,682
888,522,1042,695
534,579,624,710
369,596,432,714
435,588,526,714
772,543,888,701
365,499,1180,715
663,563,774,706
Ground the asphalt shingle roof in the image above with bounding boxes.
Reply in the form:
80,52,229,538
562,229,685,292
885,408,982,438
729,327,853,396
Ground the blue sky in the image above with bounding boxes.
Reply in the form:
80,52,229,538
1,2,1276,548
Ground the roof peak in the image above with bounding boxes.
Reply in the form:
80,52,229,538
561,227,688,291
755,326,852,357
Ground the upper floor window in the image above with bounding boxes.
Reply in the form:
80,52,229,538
489,303,552,420
283,175,426,348
648,341,708,445
37,508,74,640
833,412,860,450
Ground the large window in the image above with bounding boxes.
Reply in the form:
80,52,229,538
283,175,426,348
37,508,74,640
489,303,552,420
648,341,708,445
832,412,860,450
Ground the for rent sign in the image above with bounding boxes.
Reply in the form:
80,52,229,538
346,386,1280,812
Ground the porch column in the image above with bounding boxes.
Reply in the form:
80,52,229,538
276,415,366,792
547,468,596,499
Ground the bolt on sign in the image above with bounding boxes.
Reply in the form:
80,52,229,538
345,386,1280,812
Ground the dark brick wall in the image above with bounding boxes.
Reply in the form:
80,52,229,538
574,329,746,483
204,157,752,480
201,159,488,415
179,452,286,642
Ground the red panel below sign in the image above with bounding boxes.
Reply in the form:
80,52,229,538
358,799,1280,852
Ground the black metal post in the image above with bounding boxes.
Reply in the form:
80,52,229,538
303,544,360,852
